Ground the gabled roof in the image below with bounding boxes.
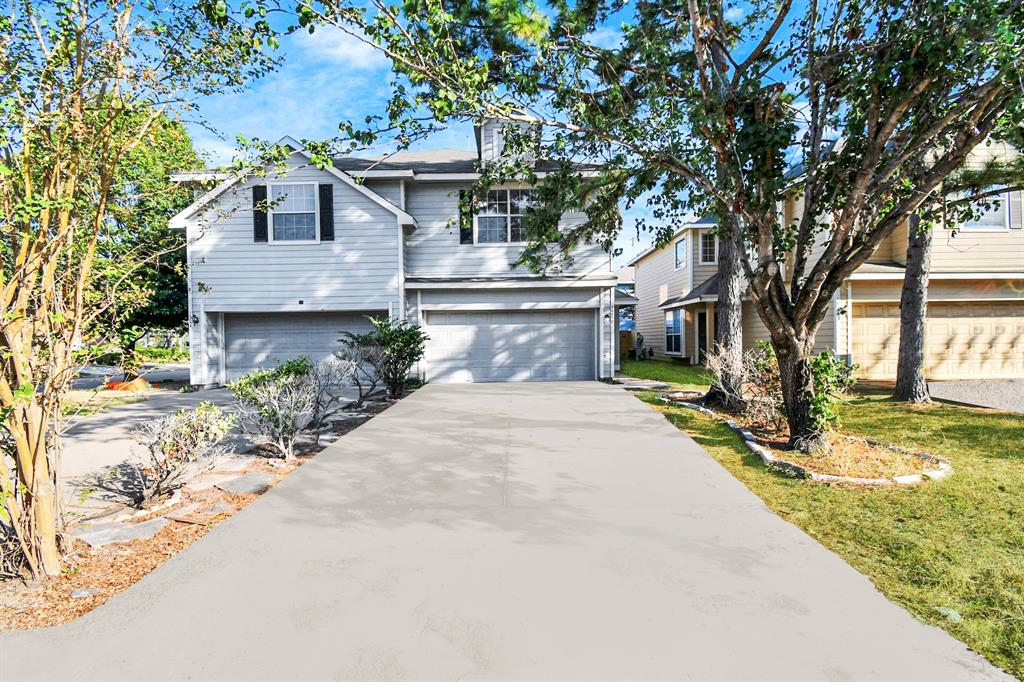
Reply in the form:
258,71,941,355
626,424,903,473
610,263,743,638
169,136,417,229
334,149,478,175
626,216,718,266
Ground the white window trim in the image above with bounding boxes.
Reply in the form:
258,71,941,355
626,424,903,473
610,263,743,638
699,233,718,264
674,237,687,270
956,191,1011,233
471,187,535,247
664,309,682,355
267,181,320,245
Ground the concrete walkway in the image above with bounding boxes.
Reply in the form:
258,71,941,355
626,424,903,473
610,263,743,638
1,383,1010,681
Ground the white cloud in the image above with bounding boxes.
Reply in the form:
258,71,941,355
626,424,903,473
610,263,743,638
295,28,389,71
586,26,623,50
724,6,746,21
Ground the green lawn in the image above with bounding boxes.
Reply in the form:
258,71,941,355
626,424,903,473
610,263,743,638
620,358,712,391
631,382,1024,677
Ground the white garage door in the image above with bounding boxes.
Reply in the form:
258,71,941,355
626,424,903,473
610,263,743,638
852,302,1024,380
224,311,374,382
424,310,596,382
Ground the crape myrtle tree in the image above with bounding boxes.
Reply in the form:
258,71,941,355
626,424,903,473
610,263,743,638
0,0,277,578
292,0,1024,451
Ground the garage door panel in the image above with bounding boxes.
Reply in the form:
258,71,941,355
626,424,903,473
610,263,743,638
853,302,1024,380
224,312,374,382
425,310,595,383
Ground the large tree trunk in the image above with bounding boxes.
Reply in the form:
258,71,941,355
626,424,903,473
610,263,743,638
894,214,932,403
704,219,745,409
774,336,828,452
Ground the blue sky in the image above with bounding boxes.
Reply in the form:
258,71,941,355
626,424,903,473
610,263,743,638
186,26,657,268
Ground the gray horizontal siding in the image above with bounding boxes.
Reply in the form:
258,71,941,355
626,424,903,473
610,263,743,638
403,182,612,278
186,157,401,314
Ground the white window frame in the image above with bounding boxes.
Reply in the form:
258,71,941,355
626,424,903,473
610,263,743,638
699,232,718,264
665,309,682,355
267,181,320,244
956,191,1011,232
674,237,687,270
472,187,536,246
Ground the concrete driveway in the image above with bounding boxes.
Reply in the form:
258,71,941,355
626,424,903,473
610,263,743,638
1,382,1009,681
929,378,1024,413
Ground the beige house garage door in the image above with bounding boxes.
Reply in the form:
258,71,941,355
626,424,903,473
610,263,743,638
852,302,1024,380
423,310,595,382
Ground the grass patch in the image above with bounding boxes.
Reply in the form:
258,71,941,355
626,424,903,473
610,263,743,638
634,389,1024,677
620,358,712,391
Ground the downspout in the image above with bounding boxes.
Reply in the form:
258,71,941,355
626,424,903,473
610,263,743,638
846,281,854,365
397,182,407,321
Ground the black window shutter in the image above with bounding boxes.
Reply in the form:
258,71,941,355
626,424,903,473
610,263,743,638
319,183,334,241
459,189,473,244
252,185,268,242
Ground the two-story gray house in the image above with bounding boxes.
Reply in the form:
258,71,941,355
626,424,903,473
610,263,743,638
170,121,617,386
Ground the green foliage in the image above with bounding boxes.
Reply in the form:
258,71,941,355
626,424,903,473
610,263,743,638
136,346,189,363
365,317,429,399
619,359,712,391
807,351,858,433
229,357,313,403
232,362,317,460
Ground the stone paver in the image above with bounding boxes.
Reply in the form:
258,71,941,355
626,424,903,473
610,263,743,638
214,472,275,495
0,382,1010,681
72,518,168,548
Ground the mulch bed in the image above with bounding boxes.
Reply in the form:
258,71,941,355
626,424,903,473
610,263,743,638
661,391,946,484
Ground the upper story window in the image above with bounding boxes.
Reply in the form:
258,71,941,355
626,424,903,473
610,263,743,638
959,191,1010,231
270,183,318,241
700,232,718,264
476,189,537,244
674,237,687,269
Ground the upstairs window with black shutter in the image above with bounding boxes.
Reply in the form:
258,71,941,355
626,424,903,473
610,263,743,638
458,190,474,244
252,185,268,242
268,183,318,242
318,183,334,241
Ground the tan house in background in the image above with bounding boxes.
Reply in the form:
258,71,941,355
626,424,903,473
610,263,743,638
630,143,1024,380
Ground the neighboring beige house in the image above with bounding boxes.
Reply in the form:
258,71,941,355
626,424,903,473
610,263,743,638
630,143,1024,380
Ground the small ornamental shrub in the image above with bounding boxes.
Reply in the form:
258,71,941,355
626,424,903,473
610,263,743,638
308,356,357,426
230,356,313,403
366,316,429,399
337,331,385,406
231,358,318,460
127,401,235,505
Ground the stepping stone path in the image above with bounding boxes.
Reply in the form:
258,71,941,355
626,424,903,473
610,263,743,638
215,472,275,495
74,517,168,548
614,377,670,391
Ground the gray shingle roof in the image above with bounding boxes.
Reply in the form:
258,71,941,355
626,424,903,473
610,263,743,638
333,149,603,175
660,273,720,308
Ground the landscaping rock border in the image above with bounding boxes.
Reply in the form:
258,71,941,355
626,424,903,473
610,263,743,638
658,394,953,487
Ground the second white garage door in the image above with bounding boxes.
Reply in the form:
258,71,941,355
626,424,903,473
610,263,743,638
424,310,596,382
852,302,1024,379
